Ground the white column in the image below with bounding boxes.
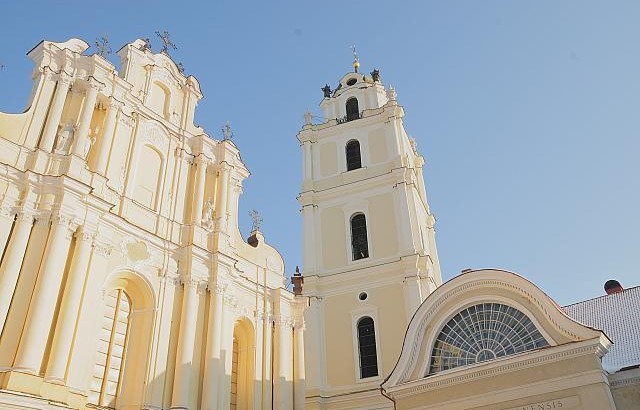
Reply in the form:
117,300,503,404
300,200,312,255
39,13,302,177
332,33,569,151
44,228,94,382
0,210,34,334
171,277,199,408
13,215,75,374
217,300,234,410
40,74,72,152
192,156,208,224
94,98,121,174
201,281,226,410
71,80,100,157
301,204,317,272
293,323,305,410
274,318,294,409
216,166,230,231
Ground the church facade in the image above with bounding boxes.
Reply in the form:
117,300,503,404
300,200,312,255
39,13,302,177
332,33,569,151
0,37,637,410
0,38,304,410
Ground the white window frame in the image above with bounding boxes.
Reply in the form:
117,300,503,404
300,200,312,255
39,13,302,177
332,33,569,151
351,306,384,383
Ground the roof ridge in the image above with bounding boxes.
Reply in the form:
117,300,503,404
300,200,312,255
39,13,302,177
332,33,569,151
562,285,640,308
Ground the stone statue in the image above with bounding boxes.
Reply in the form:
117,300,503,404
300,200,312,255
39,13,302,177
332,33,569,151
55,123,75,153
370,69,380,82
202,197,215,230
304,111,313,125
322,84,331,98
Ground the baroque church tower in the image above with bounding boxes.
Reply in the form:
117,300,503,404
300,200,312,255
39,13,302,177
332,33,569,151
299,58,443,408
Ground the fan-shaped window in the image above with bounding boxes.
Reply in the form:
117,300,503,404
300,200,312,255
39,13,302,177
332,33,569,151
346,97,360,121
357,316,378,378
350,213,369,260
346,140,362,171
428,303,549,375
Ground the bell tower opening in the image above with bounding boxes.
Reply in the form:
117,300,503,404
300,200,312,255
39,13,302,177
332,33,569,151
346,97,360,121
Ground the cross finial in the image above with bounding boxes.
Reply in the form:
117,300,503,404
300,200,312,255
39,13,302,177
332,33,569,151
94,35,112,58
249,209,263,232
350,44,360,73
155,30,178,54
222,121,234,140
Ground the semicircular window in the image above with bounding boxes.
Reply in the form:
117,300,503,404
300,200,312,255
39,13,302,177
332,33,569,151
428,303,549,375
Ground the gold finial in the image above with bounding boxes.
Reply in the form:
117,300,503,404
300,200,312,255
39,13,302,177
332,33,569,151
351,44,360,73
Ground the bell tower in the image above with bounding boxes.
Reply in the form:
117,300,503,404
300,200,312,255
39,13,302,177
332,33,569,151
299,61,442,408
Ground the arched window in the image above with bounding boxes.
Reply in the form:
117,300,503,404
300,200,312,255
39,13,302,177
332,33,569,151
428,303,549,375
350,213,369,260
346,140,362,171
346,97,360,121
357,316,379,378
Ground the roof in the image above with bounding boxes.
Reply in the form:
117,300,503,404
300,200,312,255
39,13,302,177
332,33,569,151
563,286,640,373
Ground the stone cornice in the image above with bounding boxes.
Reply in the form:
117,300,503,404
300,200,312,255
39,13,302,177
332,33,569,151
385,339,607,399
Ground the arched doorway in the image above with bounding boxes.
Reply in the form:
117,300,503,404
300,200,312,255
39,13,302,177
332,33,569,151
230,318,255,410
88,271,155,409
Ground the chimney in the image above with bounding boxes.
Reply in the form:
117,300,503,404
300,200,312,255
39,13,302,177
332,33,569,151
604,279,624,295
291,266,304,296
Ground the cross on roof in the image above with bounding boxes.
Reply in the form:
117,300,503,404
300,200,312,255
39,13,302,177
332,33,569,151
249,209,263,232
155,30,177,54
94,35,112,57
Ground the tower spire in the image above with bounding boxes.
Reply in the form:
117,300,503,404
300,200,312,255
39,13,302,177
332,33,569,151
350,44,360,73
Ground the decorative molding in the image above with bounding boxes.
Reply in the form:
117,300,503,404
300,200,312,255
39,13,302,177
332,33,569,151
94,242,113,257
388,342,604,398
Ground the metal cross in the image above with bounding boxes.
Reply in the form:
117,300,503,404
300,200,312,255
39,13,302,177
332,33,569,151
249,209,263,232
94,35,112,57
155,30,178,54
350,44,359,63
221,121,234,140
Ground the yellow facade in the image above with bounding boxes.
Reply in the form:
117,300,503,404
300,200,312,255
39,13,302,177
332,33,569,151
0,37,637,410
0,38,304,410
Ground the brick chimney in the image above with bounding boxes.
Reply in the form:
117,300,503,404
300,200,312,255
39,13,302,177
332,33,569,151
291,266,304,296
604,279,624,295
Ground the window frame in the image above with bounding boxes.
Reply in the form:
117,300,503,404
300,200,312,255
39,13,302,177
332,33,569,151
351,307,383,383
345,139,362,171
417,296,555,378
350,212,370,261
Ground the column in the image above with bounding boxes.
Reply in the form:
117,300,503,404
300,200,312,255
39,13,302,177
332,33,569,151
40,74,73,152
13,214,75,374
71,80,101,157
274,318,294,409
293,323,305,410
216,166,230,231
0,210,34,334
302,140,313,181
217,300,234,410
94,98,121,174
171,277,199,408
301,205,317,272
192,156,207,225
201,281,226,410
44,228,94,382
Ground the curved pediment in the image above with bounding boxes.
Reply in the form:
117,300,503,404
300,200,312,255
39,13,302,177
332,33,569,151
382,269,606,390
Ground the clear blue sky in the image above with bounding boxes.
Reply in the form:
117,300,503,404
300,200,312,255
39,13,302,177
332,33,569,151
1,1,639,305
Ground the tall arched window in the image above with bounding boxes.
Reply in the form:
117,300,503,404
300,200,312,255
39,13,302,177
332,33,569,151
428,303,549,375
346,97,360,121
357,316,379,378
350,213,369,260
346,140,362,171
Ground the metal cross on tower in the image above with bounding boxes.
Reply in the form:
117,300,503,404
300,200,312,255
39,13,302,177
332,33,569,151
155,30,177,54
249,209,263,232
94,35,112,57
222,121,234,140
